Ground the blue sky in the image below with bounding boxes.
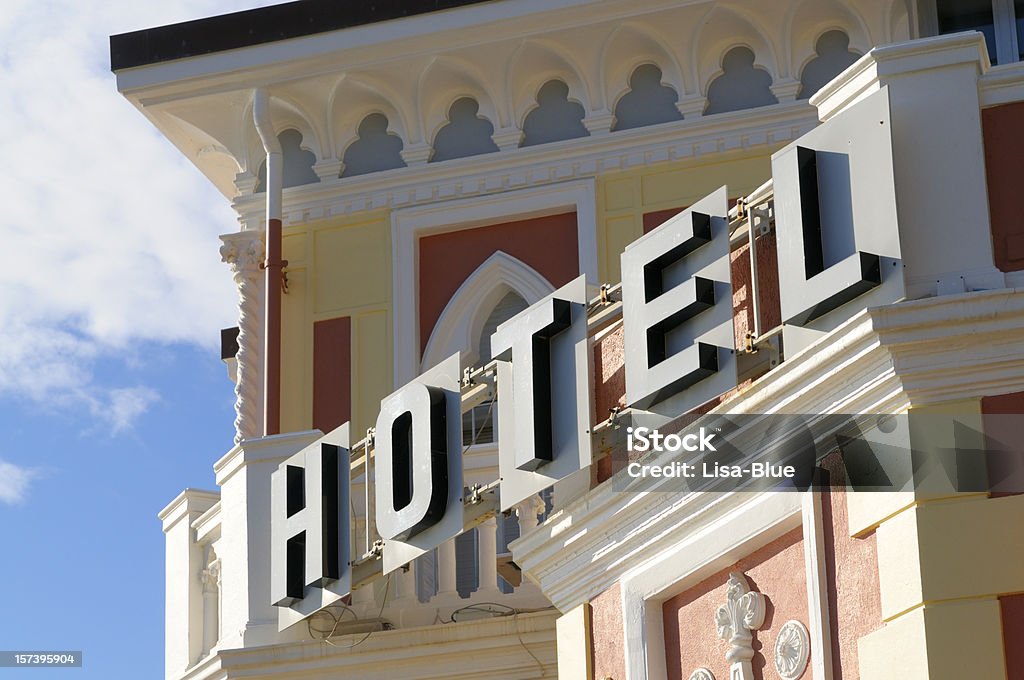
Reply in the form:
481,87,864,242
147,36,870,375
0,1,277,677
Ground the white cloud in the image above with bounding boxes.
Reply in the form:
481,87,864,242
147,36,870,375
0,1,278,431
0,460,37,505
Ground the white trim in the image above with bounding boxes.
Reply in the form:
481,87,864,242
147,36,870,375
801,489,833,680
619,491,802,680
421,251,555,372
391,179,598,387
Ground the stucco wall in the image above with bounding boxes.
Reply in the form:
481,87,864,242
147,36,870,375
661,528,808,680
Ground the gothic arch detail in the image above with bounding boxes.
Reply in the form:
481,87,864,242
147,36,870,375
421,250,554,371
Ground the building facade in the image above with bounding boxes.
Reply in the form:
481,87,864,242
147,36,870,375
111,1,1024,678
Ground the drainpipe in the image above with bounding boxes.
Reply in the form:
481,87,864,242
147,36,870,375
253,88,285,436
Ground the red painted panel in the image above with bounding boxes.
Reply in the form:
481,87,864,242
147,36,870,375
313,317,351,434
418,212,579,354
1000,594,1024,679
982,392,1024,497
643,207,685,233
982,103,1024,272
662,528,808,680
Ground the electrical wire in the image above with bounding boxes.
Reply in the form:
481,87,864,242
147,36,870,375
308,574,393,649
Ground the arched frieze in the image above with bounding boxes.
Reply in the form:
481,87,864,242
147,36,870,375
797,30,863,100
704,46,780,115
520,79,590,147
611,64,685,131
693,5,781,97
430,97,500,163
418,55,503,149
507,38,594,131
785,0,871,80
329,72,416,154
601,22,687,121
254,128,319,192
340,113,407,178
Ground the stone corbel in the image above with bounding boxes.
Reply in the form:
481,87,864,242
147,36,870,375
400,142,433,166
676,94,708,119
313,158,344,181
492,126,525,151
234,171,259,195
582,110,615,135
770,78,803,103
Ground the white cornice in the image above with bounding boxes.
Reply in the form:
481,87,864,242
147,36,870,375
201,610,558,680
811,32,991,122
213,430,321,486
980,61,1024,107
158,488,221,531
512,287,1024,613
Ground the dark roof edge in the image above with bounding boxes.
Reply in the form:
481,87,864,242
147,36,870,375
110,0,493,72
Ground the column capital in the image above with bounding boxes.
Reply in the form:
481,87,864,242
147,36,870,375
220,231,266,275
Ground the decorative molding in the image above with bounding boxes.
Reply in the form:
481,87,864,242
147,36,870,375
689,669,715,680
801,490,833,679
233,104,816,230
715,573,766,680
119,0,899,199
220,231,266,443
979,62,1024,108
774,620,811,680
201,555,221,594
515,493,548,535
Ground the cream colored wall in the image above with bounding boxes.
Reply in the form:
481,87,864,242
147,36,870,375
852,399,1016,679
279,211,393,435
596,151,775,283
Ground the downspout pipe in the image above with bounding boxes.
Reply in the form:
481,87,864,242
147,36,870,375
253,88,285,436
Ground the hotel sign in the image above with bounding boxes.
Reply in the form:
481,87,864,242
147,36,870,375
270,87,902,628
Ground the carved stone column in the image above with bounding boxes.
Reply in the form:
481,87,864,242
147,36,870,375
220,231,266,443
514,494,547,535
438,538,458,596
715,572,766,680
200,549,221,657
477,517,500,593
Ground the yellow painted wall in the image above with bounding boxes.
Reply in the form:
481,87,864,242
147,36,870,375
279,210,393,435
857,398,1017,679
596,150,776,283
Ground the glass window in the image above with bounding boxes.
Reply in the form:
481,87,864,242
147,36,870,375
937,0,997,63
1016,0,1024,59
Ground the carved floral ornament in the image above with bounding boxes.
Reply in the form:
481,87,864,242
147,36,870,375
715,572,765,680
774,620,810,680
691,573,810,680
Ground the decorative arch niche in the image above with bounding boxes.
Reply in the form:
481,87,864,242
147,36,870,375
421,251,554,372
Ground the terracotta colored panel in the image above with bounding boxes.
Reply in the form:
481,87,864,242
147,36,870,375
313,317,351,434
1000,593,1024,679
642,199,737,234
642,207,685,233
819,452,883,680
982,102,1024,272
731,230,782,343
662,528,808,680
590,582,626,680
418,212,579,354
982,391,1024,497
